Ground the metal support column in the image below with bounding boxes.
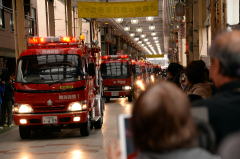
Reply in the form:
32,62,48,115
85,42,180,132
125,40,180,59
47,0,55,36
45,0,49,36
210,0,217,40
185,0,194,63
192,0,200,60
66,0,73,36
12,0,26,57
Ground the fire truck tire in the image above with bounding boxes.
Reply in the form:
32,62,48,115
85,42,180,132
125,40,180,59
80,117,91,136
106,97,110,102
94,117,103,129
128,95,133,102
19,126,31,139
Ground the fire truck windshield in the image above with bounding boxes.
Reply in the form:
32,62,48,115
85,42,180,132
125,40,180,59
16,54,83,84
101,62,130,79
133,65,142,75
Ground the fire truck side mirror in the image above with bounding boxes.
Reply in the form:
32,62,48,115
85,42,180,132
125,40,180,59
88,63,96,76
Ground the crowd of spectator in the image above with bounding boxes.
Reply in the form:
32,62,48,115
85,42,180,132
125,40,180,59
166,31,240,158
166,31,240,151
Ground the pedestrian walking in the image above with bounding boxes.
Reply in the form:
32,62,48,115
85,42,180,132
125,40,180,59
2,75,14,127
0,79,5,128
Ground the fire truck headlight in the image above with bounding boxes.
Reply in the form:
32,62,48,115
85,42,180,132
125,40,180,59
135,80,145,91
123,86,132,90
18,104,33,113
150,75,155,82
68,102,87,111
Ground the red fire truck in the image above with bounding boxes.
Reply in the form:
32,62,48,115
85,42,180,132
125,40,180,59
132,60,147,98
13,36,104,139
100,55,133,102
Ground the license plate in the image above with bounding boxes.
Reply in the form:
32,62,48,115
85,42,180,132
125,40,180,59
42,116,58,124
112,92,119,96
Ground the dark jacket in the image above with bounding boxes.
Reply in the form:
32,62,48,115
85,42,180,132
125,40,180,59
3,82,14,101
193,80,240,145
0,83,5,104
137,148,218,159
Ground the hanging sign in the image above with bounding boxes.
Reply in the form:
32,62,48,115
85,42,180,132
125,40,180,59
78,0,158,18
145,54,164,58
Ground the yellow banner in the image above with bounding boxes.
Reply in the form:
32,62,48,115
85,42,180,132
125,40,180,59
78,0,158,18
145,54,164,58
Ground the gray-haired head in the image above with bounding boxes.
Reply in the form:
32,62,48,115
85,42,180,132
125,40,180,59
209,31,240,78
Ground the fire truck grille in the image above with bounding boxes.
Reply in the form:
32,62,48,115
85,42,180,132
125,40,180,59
33,105,66,113
108,86,123,91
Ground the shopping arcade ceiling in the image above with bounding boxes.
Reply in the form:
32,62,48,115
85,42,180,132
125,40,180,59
73,0,179,55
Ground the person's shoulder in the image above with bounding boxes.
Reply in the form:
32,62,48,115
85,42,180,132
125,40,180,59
138,148,219,159
219,133,240,159
192,94,221,107
187,148,220,159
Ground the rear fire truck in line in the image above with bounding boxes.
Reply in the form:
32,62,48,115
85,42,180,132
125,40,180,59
100,55,134,102
13,37,104,139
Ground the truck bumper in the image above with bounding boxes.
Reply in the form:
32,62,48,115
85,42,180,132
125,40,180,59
13,111,88,126
103,90,132,98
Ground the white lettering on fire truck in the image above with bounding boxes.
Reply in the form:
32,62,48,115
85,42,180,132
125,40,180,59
41,49,60,54
59,94,77,100
113,81,126,84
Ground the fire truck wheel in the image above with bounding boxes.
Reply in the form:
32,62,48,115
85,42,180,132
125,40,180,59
94,117,103,129
128,95,133,102
19,126,31,139
80,117,91,136
105,97,110,102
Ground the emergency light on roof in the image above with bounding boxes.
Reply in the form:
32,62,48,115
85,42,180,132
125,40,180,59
28,37,45,44
28,36,77,45
131,60,136,64
101,55,129,60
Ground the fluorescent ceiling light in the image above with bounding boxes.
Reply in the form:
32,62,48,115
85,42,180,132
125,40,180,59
138,41,142,44
148,52,153,55
124,26,130,31
115,18,123,23
140,34,146,38
146,16,154,21
136,28,143,32
146,42,150,44
130,33,135,37
149,25,155,30
134,37,140,41
131,19,139,24
144,38,148,42
154,40,159,43
151,32,157,36
153,37,158,40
